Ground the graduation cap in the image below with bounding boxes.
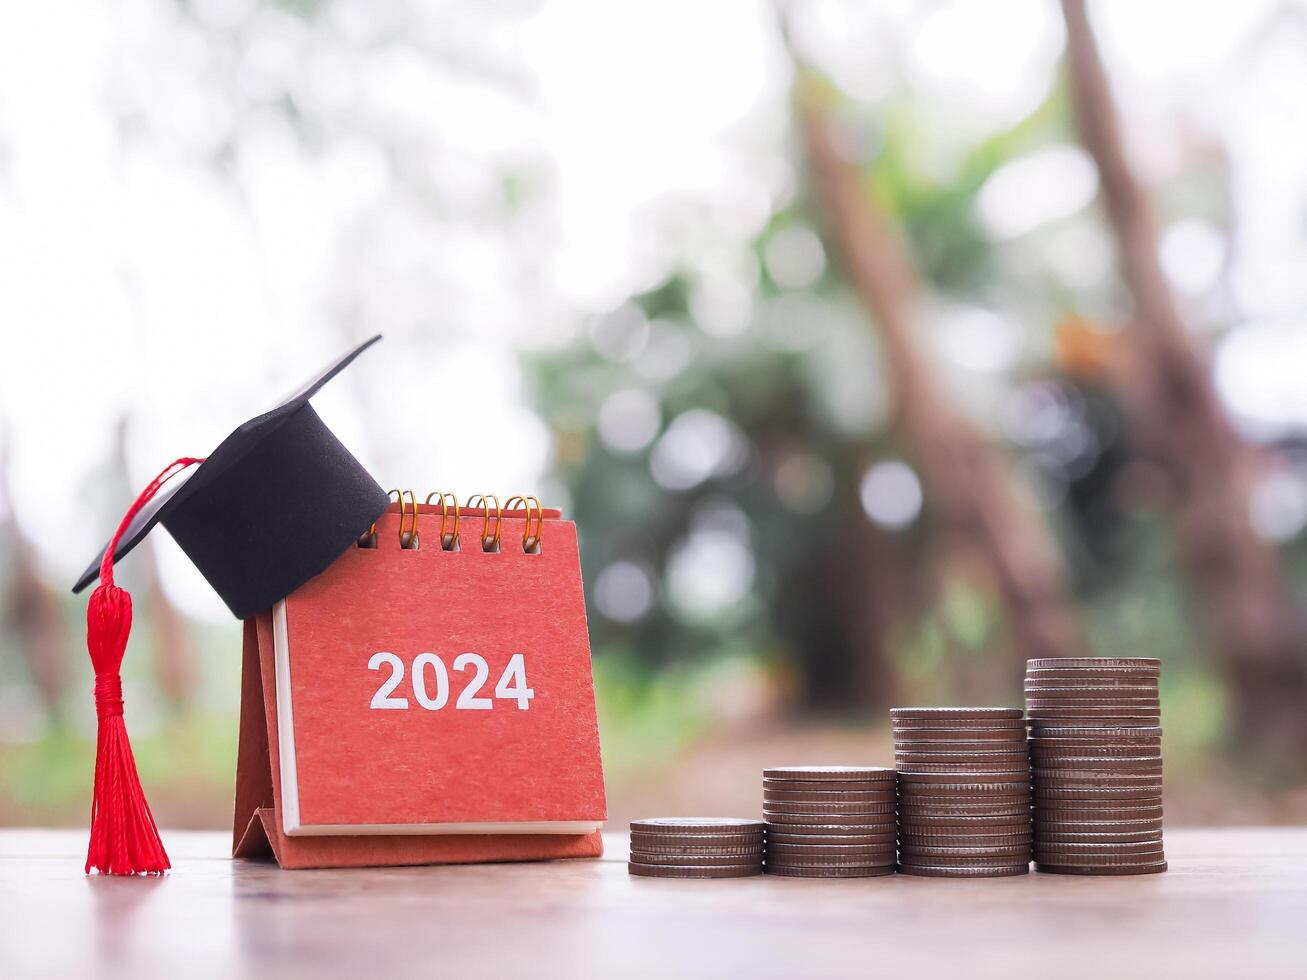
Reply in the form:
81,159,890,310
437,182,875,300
74,334,389,618
76,335,389,875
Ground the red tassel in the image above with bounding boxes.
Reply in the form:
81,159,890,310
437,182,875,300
85,456,204,876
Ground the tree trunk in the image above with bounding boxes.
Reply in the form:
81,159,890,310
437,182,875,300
111,419,198,710
1061,0,1307,757
794,81,1085,674
0,436,69,720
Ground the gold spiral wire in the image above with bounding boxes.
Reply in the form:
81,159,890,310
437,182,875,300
399,489,418,548
504,495,543,552
466,493,503,551
368,490,545,551
424,491,461,550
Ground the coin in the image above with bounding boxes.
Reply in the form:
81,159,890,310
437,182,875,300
763,815,893,831
899,844,1032,858
1025,668,1160,680
893,718,1027,730
629,851,765,867
898,796,1032,808
1034,807,1164,823
1033,776,1164,790
628,861,762,878
896,762,1030,775
1024,663,1160,674
1031,762,1164,774
763,766,896,781
898,791,1031,804
1034,831,1162,844
897,863,1029,878
898,816,1033,830
899,770,1030,784
766,832,898,846
765,864,896,878
630,818,765,834
900,834,1033,848
763,779,898,793
1033,838,1166,852
899,823,1033,836
767,842,898,856
1025,674,1160,687
1024,684,1160,695
1035,861,1167,875
763,801,899,816
1032,752,1162,764
1032,851,1166,867
1029,725,1163,737
899,799,1029,815
1032,774,1164,786
1028,715,1163,725
1024,686,1159,695
893,752,1024,768
1034,789,1163,804
763,789,899,799
898,819,1032,832
1025,700,1161,711
1024,688,1159,699
1027,712,1161,724
763,789,898,804
899,824,1033,836
1029,778,1165,794
1036,820,1164,834
1029,718,1161,729
900,811,1031,823
765,832,896,844
1030,751,1163,763
1031,738,1161,750
1035,804,1164,815
899,851,1033,866
629,841,763,857
766,854,896,868
767,862,897,874
898,787,1032,799
627,836,763,851
891,707,1025,719
763,815,899,831
896,748,1029,760
1025,682,1159,690
893,729,1030,743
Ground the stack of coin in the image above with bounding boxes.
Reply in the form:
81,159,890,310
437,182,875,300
892,708,1032,878
762,766,897,877
1025,657,1166,875
627,818,765,878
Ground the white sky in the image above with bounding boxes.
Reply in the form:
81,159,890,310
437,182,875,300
1,0,1305,619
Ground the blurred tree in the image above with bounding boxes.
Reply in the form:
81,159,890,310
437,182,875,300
1062,0,1307,757
0,432,69,720
531,258,931,711
110,420,197,710
793,66,1085,675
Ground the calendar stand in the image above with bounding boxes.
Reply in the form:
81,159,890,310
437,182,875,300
232,615,605,870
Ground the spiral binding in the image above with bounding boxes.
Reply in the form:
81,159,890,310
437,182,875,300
360,491,545,553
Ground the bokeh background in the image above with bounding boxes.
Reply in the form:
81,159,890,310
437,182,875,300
3,0,1307,830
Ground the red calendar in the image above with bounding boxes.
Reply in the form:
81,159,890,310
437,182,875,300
232,497,607,869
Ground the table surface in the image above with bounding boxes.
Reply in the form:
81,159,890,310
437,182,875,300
2,828,1305,979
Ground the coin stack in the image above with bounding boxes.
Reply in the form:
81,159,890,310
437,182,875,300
1025,657,1166,875
627,818,765,878
892,708,1032,878
762,766,898,877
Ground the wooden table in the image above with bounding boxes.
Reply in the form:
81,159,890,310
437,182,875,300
2,828,1304,978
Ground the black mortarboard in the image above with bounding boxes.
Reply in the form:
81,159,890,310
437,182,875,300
73,335,389,620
